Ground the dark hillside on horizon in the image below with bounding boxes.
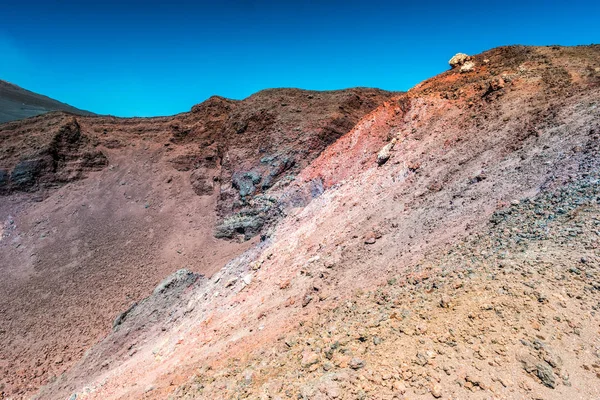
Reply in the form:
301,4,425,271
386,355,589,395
0,80,94,124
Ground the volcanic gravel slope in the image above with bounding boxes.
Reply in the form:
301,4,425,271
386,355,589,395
3,45,600,400
0,80,94,124
0,88,393,399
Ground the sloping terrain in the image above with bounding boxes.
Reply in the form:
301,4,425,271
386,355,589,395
0,88,393,399
0,80,94,124
1,45,599,400
174,170,600,400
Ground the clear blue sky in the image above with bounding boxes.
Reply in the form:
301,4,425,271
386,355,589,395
1,0,598,117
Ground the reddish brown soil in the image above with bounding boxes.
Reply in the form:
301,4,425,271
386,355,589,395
2,45,600,400
0,88,393,399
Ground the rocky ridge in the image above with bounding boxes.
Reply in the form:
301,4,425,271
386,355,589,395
0,88,393,399
1,45,599,400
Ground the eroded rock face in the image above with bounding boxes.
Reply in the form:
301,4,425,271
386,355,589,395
232,170,262,199
182,89,396,239
0,117,108,194
13,44,600,400
0,169,8,191
0,88,396,399
10,159,48,190
190,168,217,196
214,212,266,240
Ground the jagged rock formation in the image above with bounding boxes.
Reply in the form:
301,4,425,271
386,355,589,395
0,87,393,399
0,116,107,194
1,45,600,400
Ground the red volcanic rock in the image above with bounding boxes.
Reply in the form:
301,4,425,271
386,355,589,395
4,45,600,400
489,76,506,91
0,87,393,399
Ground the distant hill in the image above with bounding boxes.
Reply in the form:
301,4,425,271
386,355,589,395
0,80,94,124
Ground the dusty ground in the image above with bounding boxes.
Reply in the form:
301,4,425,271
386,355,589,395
1,45,599,400
175,157,600,400
0,89,392,399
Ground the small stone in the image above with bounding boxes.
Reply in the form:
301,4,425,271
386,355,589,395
440,296,452,308
416,352,429,366
536,363,556,388
465,374,481,386
349,358,365,369
408,161,421,171
144,385,155,393
364,231,381,244
300,352,320,368
377,139,396,165
325,382,341,398
393,381,407,393
416,324,428,335
302,294,313,307
243,369,254,384
225,277,238,288
489,77,505,91
279,279,291,289
520,355,556,388
498,376,513,387
431,383,442,398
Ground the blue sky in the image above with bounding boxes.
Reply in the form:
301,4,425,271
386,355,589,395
1,0,598,117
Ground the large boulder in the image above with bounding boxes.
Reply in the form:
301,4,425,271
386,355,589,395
449,53,471,68
460,61,476,73
214,212,266,240
232,171,262,198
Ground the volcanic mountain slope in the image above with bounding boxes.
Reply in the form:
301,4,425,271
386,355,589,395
0,88,393,399
0,80,94,124
27,44,600,400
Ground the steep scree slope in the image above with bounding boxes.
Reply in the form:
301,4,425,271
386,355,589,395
0,88,392,399
32,45,600,400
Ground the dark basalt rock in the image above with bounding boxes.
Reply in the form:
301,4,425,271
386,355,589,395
11,159,48,190
0,169,9,193
232,171,262,198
